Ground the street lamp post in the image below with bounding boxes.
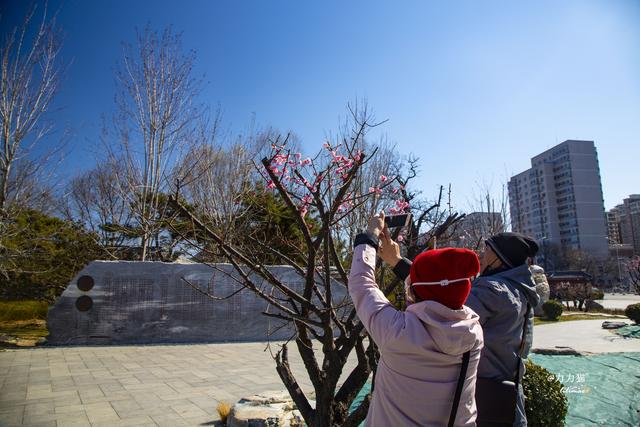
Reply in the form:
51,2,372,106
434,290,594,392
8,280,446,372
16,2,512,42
615,244,622,281
605,236,623,283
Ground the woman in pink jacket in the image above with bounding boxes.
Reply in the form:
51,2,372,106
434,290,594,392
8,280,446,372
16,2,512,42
349,213,484,426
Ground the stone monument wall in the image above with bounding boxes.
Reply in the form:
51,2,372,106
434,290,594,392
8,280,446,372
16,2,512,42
47,261,350,345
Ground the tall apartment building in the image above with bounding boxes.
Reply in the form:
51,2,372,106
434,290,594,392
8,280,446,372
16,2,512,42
508,140,608,259
606,211,621,244
607,194,640,255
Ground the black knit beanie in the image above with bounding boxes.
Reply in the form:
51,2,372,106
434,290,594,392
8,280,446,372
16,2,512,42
485,232,539,268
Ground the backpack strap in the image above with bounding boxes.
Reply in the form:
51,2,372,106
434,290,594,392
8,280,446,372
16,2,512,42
514,302,531,386
448,350,471,427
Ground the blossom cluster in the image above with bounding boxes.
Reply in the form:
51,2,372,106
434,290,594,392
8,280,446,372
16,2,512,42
389,199,410,215
265,148,314,192
263,142,410,221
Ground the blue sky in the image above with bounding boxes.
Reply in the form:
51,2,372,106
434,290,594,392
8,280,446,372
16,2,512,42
3,0,640,210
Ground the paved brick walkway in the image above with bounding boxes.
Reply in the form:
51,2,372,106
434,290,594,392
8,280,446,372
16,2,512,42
0,342,358,427
532,319,640,354
3,321,639,426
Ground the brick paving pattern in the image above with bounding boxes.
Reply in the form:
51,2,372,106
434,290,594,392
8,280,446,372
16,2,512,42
0,342,358,426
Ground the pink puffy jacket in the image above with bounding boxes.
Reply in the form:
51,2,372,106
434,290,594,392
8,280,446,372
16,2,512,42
348,244,484,427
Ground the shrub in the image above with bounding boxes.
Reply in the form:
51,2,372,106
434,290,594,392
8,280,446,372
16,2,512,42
625,303,640,324
542,300,564,320
0,209,102,301
523,360,568,427
590,289,604,300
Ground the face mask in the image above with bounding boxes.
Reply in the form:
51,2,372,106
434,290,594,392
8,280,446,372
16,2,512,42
481,258,502,276
404,276,472,303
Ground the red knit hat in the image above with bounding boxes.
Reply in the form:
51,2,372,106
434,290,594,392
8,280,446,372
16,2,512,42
409,248,480,310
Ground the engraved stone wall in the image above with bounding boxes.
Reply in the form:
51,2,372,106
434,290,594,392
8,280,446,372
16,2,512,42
47,261,350,345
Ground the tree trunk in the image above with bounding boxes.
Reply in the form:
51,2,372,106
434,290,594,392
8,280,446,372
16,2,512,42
0,164,9,213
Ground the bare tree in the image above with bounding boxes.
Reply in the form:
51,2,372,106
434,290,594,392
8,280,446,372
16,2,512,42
5,156,60,214
172,114,276,246
170,109,384,427
168,105,463,426
449,182,509,250
61,158,133,258
107,25,202,260
0,3,64,214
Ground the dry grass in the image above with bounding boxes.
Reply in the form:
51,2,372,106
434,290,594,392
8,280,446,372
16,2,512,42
0,300,49,321
216,401,232,425
534,313,626,326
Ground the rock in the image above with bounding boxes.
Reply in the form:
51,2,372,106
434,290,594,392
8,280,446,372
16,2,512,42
0,335,43,348
227,391,307,427
534,284,550,317
172,255,196,264
0,335,20,348
601,321,628,329
531,347,581,356
586,300,604,311
47,261,349,345
530,265,550,317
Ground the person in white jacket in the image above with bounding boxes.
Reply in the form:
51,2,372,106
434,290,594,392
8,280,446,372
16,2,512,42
349,213,484,426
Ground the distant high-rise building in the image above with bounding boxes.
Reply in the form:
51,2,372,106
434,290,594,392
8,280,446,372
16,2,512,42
607,194,640,255
508,140,608,260
606,210,621,244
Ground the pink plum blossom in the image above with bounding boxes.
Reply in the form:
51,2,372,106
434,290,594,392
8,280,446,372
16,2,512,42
395,200,410,211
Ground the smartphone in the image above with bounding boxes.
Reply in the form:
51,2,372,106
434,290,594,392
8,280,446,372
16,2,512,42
385,213,411,228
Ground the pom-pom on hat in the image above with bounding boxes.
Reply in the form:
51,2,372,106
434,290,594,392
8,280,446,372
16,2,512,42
409,248,480,310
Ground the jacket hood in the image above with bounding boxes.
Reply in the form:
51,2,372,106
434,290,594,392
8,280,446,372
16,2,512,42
489,264,540,307
406,300,483,355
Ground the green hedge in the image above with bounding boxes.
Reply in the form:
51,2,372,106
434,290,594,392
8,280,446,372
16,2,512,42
523,360,568,426
625,303,640,324
543,300,564,320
